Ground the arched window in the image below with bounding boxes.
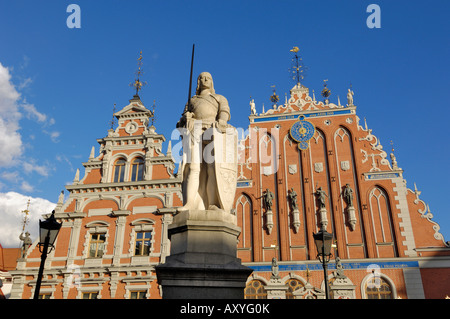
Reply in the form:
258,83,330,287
365,277,393,299
131,157,144,181
113,158,126,183
285,279,304,299
369,186,398,257
235,194,253,260
244,280,267,299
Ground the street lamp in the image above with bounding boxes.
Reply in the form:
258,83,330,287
33,210,62,299
313,229,333,299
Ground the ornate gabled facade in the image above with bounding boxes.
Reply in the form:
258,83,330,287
10,94,182,299
9,75,450,300
235,82,450,299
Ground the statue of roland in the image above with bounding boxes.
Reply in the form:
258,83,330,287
177,72,238,214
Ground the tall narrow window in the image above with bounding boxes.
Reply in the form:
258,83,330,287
89,233,106,258
131,157,144,181
113,159,126,183
135,231,152,256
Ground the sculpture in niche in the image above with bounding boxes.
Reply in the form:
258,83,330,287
315,186,328,209
343,183,354,207
176,72,238,213
258,188,274,212
342,183,357,231
288,187,298,211
255,188,275,234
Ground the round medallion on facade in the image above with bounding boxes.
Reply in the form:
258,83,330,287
125,121,139,134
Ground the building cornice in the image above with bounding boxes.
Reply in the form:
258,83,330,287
66,178,182,193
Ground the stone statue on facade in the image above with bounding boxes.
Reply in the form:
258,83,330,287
250,98,256,115
343,183,354,207
260,188,274,211
271,257,280,279
288,187,298,211
347,88,354,106
334,257,346,279
342,183,357,231
19,231,32,258
176,72,238,214
315,187,328,209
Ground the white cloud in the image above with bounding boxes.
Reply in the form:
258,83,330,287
20,101,47,123
18,77,33,90
0,192,56,247
0,62,61,169
0,63,23,166
20,181,34,192
1,171,20,181
23,159,52,177
43,130,60,143
0,117,23,166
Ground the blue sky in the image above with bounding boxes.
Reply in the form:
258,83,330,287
0,0,449,247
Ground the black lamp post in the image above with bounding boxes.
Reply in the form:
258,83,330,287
33,210,62,299
313,229,333,299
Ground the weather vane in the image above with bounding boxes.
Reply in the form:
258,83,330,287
130,51,147,96
290,46,307,85
20,199,31,232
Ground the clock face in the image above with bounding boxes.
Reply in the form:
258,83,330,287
290,119,315,143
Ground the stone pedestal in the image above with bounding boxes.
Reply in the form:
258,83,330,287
155,209,253,299
346,206,357,231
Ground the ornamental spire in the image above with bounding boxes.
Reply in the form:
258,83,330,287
20,199,31,233
290,46,307,85
130,51,147,97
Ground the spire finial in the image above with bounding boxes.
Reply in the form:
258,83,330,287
290,46,306,85
321,79,331,104
390,140,399,169
270,85,279,106
130,51,147,96
109,103,117,130
20,199,31,233
151,99,156,127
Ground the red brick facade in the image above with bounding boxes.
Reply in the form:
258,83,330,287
8,83,450,299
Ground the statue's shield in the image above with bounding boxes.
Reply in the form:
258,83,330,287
213,126,238,213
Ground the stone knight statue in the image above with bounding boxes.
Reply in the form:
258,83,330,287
176,72,238,214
